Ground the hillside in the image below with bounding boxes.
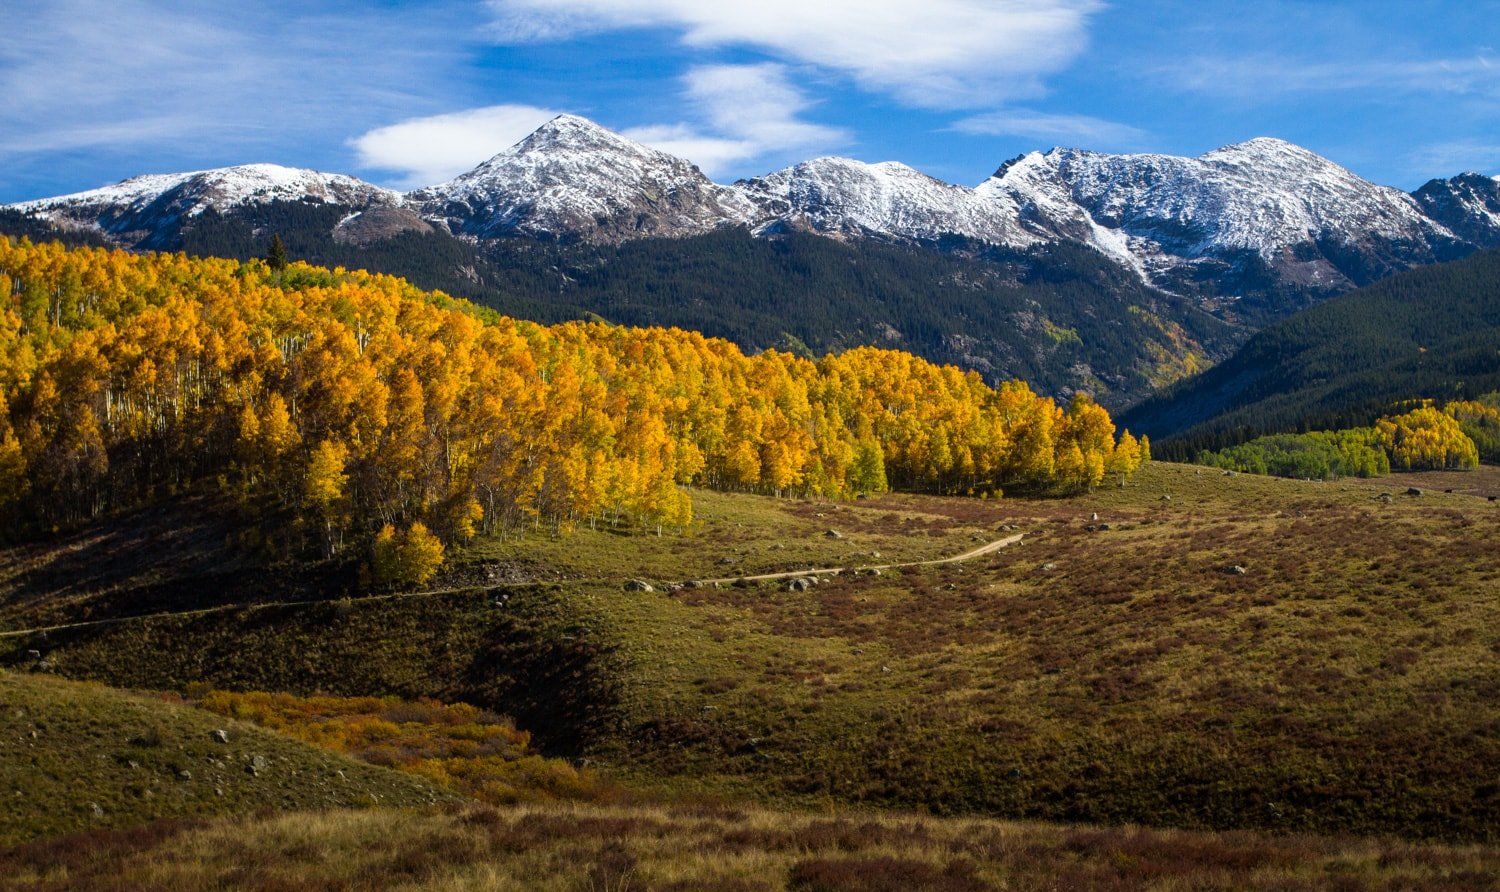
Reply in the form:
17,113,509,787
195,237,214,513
0,672,456,844
1120,247,1500,454
8,464,1498,842
2,207,1232,407
11,118,1500,411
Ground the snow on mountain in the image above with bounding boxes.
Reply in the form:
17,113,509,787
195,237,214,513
412,114,758,242
1412,172,1500,250
6,115,1497,310
11,165,402,246
736,156,1039,248
980,138,1464,296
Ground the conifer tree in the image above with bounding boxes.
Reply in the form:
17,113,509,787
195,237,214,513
265,234,288,272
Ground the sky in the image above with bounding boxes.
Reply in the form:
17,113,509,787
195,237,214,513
1,0,1496,203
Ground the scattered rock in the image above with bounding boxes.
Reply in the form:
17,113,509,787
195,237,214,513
664,582,684,592
24,650,40,661
1222,470,1237,477
177,769,192,781
716,556,737,566
942,583,957,591
624,579,655,593
867,568,882,577
1039,563,1057,572
683,580,702,590
787,578,811,592
1375,493,1393,503
824,529,844,540
1223,565,1248,575
247,755,267,777
1407,487,1424,497
1160,495,1172,502
210,729,229,744
33,660,52,673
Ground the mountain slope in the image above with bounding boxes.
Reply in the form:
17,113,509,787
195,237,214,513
0,672,455,844
412,114,757,243
1414,173,1500,248
1119,247,1500,452
11,164,401,250
982,138,1471,319
738,156,1037,247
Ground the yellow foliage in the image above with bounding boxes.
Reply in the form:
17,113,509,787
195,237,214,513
0,239,1142,550
1375,406,1479,471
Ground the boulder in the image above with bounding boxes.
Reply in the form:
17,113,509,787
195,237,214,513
624,579,655,593
787,578,811,592
211,729,229,744
1407,487,1424,496
824,529,844,540
1223,565,1248,575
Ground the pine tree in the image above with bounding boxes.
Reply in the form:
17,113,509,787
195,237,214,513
265,234,288,272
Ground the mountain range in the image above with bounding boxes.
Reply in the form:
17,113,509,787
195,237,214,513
6,114,1499,411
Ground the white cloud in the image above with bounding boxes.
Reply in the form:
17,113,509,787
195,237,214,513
0,0,463,181
487,0,1102,108
350,105,564,188
952,109,1146,149
624,64,847,176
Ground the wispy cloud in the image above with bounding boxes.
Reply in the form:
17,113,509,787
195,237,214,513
952,110,1146,149
0,1,460,170
350,105,564,189
486,0,1102,108
1149,53,1500,102
1410,140,1500,178
624,64,847,176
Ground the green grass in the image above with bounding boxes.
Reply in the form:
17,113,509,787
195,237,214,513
0,672,458,845
6,464,1499,841
458,486,997,584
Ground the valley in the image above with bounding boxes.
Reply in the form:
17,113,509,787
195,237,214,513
6,465,1498,855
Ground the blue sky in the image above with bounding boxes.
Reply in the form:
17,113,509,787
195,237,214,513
2,0,1496,202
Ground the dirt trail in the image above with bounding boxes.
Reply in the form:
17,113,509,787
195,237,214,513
700,532,1024,585
0,532,1026,640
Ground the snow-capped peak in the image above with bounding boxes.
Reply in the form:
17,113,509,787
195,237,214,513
413,114,757,242
736,156,1037,247
13,164,401,218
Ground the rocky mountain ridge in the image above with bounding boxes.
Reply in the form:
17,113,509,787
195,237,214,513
9,115,1499,310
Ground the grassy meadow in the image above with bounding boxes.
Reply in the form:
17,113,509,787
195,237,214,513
2,461,1498,884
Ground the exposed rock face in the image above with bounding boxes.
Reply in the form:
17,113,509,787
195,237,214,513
332,206,435,245
1412,173,1500,249
7,117,1499,317
410,115,758,243
978,138,1471,305
12,164,402,249
737,156,1036,247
